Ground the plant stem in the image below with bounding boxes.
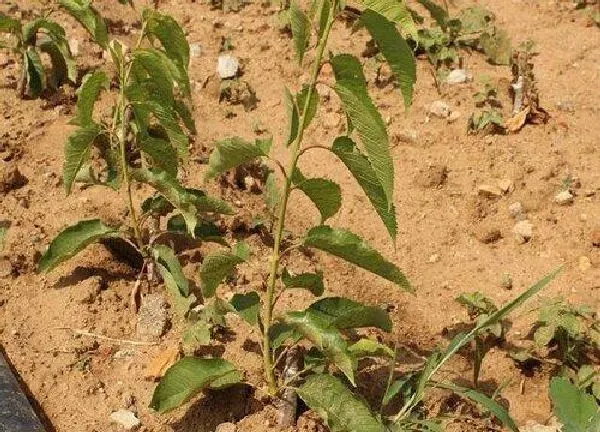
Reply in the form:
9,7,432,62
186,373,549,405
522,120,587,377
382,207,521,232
261,7,336,396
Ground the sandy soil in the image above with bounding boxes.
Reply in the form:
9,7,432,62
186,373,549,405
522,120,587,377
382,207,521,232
1,0,600,431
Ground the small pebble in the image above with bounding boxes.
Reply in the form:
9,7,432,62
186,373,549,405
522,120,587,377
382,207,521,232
428,254,440,263
428,100,451,119
514,220,533,244
478,184,503,198
217,53,240,79
445,69,470,84
578,256,592,272
501,273,513,290
110,410,141,430
508,202,524,218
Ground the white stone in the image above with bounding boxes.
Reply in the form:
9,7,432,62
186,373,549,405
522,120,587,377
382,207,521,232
509,202,524,218
217,53,239,79
68,38,79,56
190,43,203,58
110,410,141,430
428,100,451,118
554,190,574,206
514,220,533,244
446,69,470,84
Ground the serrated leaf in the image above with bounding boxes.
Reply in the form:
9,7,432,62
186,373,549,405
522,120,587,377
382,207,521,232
39,219,119,272
153,244,189,297
130,100,189,160
290,1,310,64
296,178,342,222
183,320,211,348
333,69,394,206
139,136,178,177
348,339,394,358
63,124,104,195
331,136,396,241
200,250,246,298
130,48,175,106
205,137,266,180
230,291,261,326
550,377,600,432
143,9,190,72
284,86,300,146
304,226,411,291
157,262,196,315
297,84,319,128
130,168,197,235
432,382,519,432
151,357,242,413
360,9,416,107
297,374,386,432
331,53,366,83
416,0,448,29
456,291,498,316
282,268,324,296
24,48,45,98
284,309,356,384
361,0,419,41
174,99,196,135
58,0,108,48
309,296,392,331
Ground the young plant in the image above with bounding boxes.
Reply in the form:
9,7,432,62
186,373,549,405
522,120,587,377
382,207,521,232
0,10,76,98
531,298,600,370
150,0,561,430
37,7,231,313
455,291,506,387
468,76,505,134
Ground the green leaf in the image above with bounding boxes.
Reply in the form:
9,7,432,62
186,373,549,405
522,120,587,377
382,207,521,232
533,324,556,347
432,382,519,432
0,223,9,251
284,309,356,385
0,14,22,34
456,291,498,316
331,136,396,241
166,215,226,245
183,320,211,348
333,64,394,206
360,9,416,107
348,339,394,358
185,188,233,215
316,0,331,38
58,0,108,48
289,1,310,64
232,241,251,260
269,322,303,350
22,18,65,44
296,84,319,128
282,268,325,296
151,357,242,413
264,171,281,213
230,291,261,326
304,226,411,292
153,245,189,297
295,178,342,222
143,9,190,72
157,262,196,316
139,136,178,177
480,29,512,66
297,374,386,432
63,124,104,195
550,377,600,432
130,48,175,106
309,296,392,331
130,168,198,236
39,37,76,88
205,137,266,180
331,53,366,83
24,48,45,98
199,250,246,298
361,0,419,41
284,86,300,146
416,0,448,29
38,219,119,273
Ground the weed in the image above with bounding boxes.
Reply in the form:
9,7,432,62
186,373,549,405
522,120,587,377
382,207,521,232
0,9,76,98
150,0,560,430
468,76,505,134
550,375,600,431
37,6,232,318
